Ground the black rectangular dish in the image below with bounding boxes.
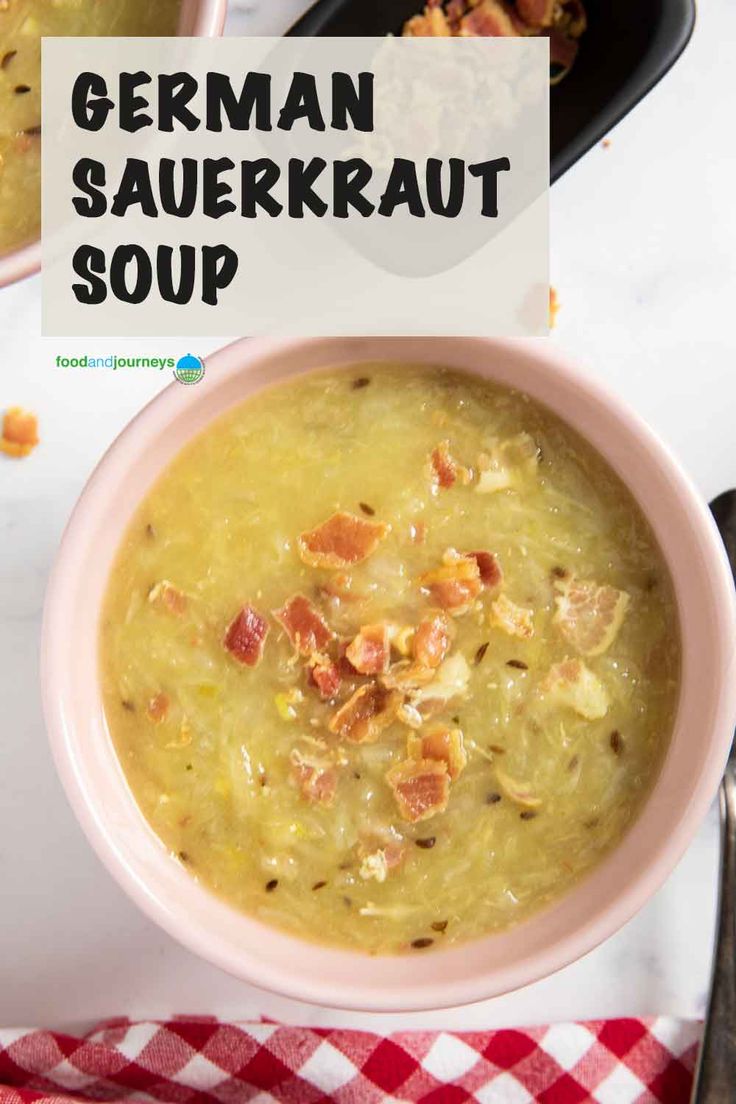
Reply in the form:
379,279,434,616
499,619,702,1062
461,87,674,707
287,0,696,182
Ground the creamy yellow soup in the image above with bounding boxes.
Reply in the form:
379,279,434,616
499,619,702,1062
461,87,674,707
101,365,680,954
0,0,181,258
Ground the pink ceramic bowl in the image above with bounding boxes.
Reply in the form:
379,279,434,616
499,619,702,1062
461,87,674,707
42,336,736,1011
0,0,227,291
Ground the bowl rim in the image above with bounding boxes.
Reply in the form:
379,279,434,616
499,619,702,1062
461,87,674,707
0,0,228,292
41,335,736,1011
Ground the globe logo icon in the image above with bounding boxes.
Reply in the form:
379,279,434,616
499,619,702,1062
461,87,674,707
174,354,205,385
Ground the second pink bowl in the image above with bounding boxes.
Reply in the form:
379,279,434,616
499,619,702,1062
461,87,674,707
0,0,228,291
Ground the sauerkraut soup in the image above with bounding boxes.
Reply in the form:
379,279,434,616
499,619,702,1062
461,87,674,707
101,364,680,954
0,0,181,258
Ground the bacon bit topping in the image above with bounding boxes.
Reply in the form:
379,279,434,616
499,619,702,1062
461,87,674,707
404,4,452,34
274,594,333,655
413,611,453,669
419,549,501,613
146,692,170,723
490,594,534,639
549,26,579,75
409,724,467,780
468,550,503,589
386,758,450,823
0,406,39,458
402,0,585,83
148,580,187,617
549,286,560,328
290,749,337,807
223,605,269,667
328,682,402,744
495,767,541,808
307,653,342,700
540,658,609,720
516,0,555,26
431,440,457,488
298,511,389,569
419,549,482,614
345,623,392,675
460,0,517,36
553,577,629,656
428,440,471,490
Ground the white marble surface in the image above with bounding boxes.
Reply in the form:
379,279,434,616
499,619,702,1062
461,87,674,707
0,0,734,1034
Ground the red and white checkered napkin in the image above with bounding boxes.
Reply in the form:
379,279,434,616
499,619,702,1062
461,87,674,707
0,1017,701,1104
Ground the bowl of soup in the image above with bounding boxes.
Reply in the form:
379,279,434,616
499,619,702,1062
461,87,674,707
42,336,736,1010
0,0,227,291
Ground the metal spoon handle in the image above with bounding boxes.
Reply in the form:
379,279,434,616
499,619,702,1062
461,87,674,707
690,763,736,1102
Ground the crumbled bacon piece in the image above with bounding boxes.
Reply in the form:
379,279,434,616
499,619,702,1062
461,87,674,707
490,594,534,639
274,594,333,655
0,406,39,458
146,692,170,723
328,682,402,744
431,441,457,488
298,511,389,568
386,758,450,823
460,0,517,36
516,0,555,27
307,653,342,700
291,755,337,807
549,286,560,328
345,623,392,675
223,605,269,667
409,725,467,780
404,3,452,34
419,548,501,614
469,550,503,589
148,580,187,617
402,0,585,83
558,0,586,36
413,611,452,669
419,549,482,614
553,577,629,656
549,26,579,71
429,440,470,490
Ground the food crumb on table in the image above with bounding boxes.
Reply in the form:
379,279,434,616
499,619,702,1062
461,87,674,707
0,406,39,458
549,286,560,328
